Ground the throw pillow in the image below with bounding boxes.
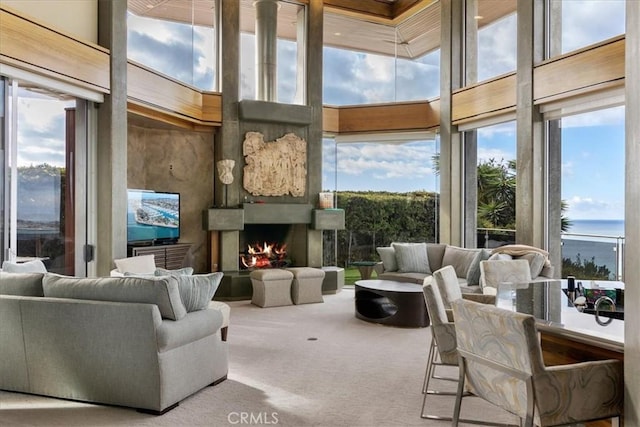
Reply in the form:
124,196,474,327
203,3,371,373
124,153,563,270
518,252,546,279
441,246,481,282
155,267,194,276
392,243,430,274
0,272,44,296
42,273,187,320
114,254,156,274
2,259,47,273
376,247,397,272
488,253,512,261
174,272,224,312
466,249,491,286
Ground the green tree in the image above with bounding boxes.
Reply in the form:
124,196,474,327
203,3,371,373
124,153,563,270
477,158,516,229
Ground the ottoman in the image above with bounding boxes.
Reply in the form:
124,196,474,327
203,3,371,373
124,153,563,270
321,266,345,294
250,269,294,307
286,267,326,304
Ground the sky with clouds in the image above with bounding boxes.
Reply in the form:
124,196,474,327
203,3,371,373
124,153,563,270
11,1,627,225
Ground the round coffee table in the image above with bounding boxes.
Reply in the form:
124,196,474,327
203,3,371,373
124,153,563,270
354,279,429,327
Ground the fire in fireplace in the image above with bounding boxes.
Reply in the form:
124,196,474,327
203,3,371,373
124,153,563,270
239,224,292,270
240,241,289,269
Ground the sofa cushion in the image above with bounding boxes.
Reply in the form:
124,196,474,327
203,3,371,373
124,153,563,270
174,273,224,312
0,272,44,296
426,244,447,272
113,255,156,274
42,273,187,320
392,242,430,274
2,259,47,273
441,246,482,284
518,252,546,279
376,247,398,272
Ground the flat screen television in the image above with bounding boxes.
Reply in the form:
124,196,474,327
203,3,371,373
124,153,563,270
127,189,180,245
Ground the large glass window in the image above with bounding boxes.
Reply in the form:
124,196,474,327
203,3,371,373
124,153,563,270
1,80,88,275
465,0,517,85
477,13,516,82
322,47,440,105
474,121,517,247
548,0,626,57
127,4,217,91
559,106,625,281
322,136,439,267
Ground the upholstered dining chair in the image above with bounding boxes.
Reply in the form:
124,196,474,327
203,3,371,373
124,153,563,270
479,259,532,296
422,267,508,423
420,281,461,420
423,266,496,393
451,299,624,427
432,265,495,320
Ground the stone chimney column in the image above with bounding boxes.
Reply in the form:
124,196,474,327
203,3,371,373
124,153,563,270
254,0,279,101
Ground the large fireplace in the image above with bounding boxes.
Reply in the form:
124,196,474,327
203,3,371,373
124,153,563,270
204,203,344,299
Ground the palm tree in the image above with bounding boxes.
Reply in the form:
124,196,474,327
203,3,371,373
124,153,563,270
433,154,571,231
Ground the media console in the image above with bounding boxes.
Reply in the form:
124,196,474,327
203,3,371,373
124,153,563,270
128,243,192,270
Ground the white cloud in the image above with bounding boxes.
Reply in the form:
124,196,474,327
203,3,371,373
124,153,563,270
562,160,575,177
477,147,514,164
335,142,436,180
561,106,625,128
565,195,624,220
477,121,516,139
477,14,517,81
559,0,626,53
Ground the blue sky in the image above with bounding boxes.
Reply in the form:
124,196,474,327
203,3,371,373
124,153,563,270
15,1,627,222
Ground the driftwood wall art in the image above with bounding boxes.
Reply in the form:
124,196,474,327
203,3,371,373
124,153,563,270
242,132,307,197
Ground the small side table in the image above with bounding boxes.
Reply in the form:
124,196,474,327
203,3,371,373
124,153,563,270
351,261,378,280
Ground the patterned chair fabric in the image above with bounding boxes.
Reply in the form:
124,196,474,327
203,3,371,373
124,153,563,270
431,265,461,310
479,259,532,295
451,299,623,426
432,266,495,318
422,282,458,365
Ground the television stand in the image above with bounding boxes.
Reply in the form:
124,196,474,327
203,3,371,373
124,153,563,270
128,243,191,270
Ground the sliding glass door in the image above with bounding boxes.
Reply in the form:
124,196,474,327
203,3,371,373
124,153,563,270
1,77,89,275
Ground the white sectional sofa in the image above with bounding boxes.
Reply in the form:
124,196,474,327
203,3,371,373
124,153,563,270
0,271,228,414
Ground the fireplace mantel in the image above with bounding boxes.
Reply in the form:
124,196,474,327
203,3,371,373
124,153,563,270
203,204,344,230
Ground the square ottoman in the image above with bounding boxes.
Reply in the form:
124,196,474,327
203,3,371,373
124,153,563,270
286,267,325,304
250,269,294,307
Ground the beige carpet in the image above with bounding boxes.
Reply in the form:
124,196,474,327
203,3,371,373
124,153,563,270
0,288,518,426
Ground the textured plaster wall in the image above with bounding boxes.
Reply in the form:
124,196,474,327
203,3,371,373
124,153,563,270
128,124,214,273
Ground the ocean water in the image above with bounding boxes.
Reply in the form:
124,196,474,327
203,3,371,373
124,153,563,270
565,219,625,238
562,219,625,280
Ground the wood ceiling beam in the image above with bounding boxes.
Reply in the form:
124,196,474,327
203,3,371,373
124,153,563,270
323,0,433,25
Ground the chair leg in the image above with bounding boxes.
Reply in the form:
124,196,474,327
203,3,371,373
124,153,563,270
422,338,436,393
452,358,465,426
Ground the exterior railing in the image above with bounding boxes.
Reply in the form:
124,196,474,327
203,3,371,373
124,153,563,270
561,232,625,281
477,227,625,282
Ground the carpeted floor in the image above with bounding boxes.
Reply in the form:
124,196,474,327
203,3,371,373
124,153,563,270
0,288,518,426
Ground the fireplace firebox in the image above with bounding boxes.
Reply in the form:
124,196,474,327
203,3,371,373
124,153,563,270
239,224,292,270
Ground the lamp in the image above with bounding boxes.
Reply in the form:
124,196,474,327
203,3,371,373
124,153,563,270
217,159,235,207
